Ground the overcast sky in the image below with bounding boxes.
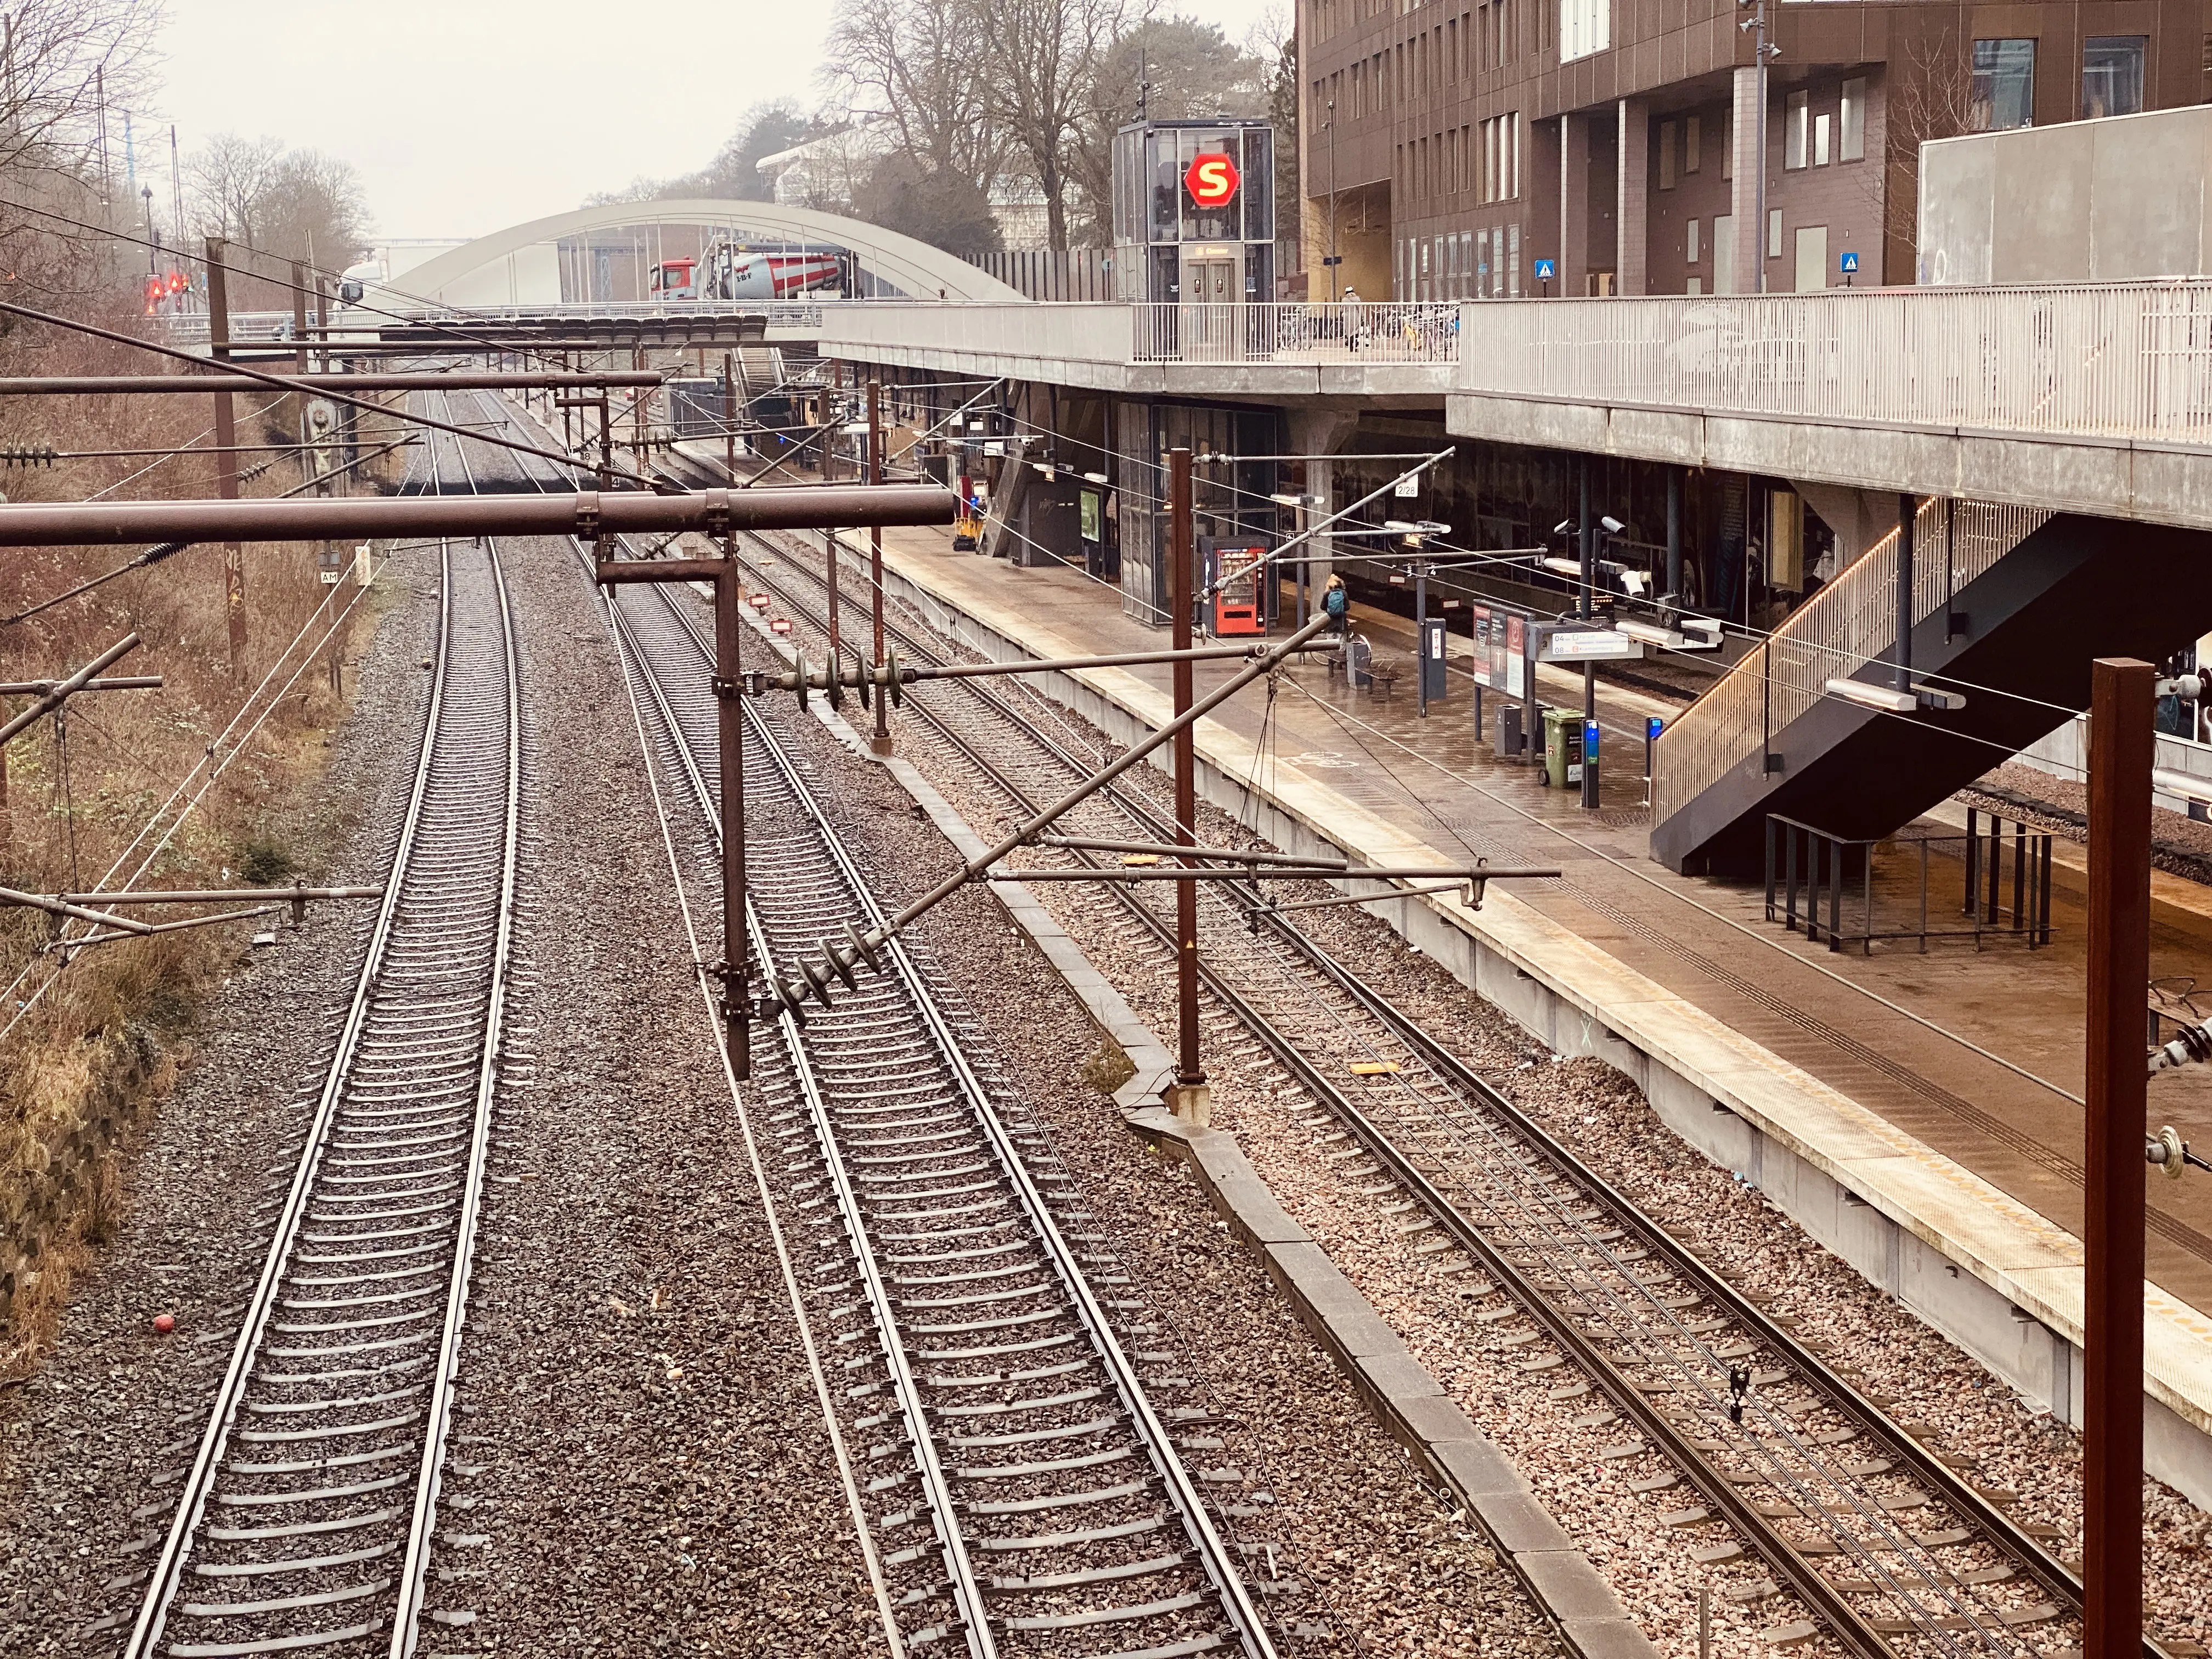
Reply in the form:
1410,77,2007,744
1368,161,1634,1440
144,1,1282,245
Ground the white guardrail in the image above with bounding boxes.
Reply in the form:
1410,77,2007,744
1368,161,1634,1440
822,301,1464,367
1457,282,2212,445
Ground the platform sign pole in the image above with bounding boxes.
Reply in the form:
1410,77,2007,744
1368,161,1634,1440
2085,655,2152,1659
1167,447,1209,1124
824,528,843,660
1579,458,1598,809
1415,559,1429,719
206,236,246,673
868,381,891,756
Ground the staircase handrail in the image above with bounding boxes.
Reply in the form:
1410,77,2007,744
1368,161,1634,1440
1653,498,2053,824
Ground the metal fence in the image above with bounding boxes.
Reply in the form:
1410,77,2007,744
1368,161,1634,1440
1653,498,2052,824
1458,282,2212,444
825,301,1463,367
1131,302,1463,364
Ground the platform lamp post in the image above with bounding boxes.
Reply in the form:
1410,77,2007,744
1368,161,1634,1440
2085,656,2153,1659
1167,447,1210,1124
1324,101,1342,302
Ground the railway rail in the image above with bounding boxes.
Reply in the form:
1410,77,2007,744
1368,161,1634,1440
462,390,1286,1658
121,411,521,1657
725,515,2131,1659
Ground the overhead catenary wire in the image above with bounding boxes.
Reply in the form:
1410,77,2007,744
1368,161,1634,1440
0,295,673,492
877,390,2114,733
0,435,422,1043
2,196,647,371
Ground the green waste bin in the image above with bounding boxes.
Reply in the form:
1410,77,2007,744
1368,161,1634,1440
1542,706,1584,791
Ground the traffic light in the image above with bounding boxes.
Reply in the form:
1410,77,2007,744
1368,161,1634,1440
143,274,162,315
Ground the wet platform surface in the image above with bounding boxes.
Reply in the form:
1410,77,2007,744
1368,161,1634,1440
844,523,2212,1317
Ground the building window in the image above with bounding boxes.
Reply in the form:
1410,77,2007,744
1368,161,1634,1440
1508,223,1521,295
1786,90,1809,169
1687,218,1701,263
1476,228,1489,298
1659,120,1677,189
2083,36,2146,119
1561,0,1608,64
1814,110,1831,166
1479,115,1520,202
1972,39,2037,131
1686,114,1701,173
1839,77,1865,161
1768,207,1784,259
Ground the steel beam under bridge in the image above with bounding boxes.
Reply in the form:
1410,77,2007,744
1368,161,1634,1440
0,484,957,548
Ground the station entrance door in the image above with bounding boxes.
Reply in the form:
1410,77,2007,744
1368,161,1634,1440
1181,255,1241,358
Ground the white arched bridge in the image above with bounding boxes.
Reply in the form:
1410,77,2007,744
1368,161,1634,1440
340,198,1022,343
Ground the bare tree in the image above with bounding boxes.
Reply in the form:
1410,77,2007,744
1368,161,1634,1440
185,136,373,309
1255,7,1298,254
982,0,1128,250
185,133,284,243
0,0,163,303
1876,37,1976,254
0,0,157,181
825,0,1001,204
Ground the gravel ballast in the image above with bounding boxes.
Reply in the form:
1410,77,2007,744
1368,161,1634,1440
692,590,1572,1658
751,543,2212,1658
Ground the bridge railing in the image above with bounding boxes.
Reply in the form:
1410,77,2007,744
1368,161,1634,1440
822,301,1464,367
1458,281,2212,445
1652,497,2053,826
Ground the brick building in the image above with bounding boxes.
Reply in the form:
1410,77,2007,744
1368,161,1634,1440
1299,0,2208,300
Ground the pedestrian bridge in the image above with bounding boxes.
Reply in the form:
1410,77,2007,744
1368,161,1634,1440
819,283,2212,531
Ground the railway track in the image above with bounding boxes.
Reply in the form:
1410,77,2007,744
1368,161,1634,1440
462,393,1286,1657
121,412,521,1658
727,517,2130,1659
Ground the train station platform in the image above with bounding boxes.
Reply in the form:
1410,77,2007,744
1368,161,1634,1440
791,509,2212,1508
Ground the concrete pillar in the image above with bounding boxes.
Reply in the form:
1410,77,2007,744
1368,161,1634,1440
1729,66,1764,297
1561,112,1592,296
1617,98,1649,296
1793,482,1894,567
1288,406,1360,597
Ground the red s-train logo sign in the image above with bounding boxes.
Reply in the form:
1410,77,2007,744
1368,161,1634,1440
1183,152,1241,210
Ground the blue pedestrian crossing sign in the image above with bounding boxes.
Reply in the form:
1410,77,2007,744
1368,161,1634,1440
1838,250,1860,274
1533,258,1558,280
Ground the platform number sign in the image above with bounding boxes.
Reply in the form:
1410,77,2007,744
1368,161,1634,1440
1184,152,1241,210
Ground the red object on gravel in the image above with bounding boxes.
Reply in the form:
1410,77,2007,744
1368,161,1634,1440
151,1313,175,1335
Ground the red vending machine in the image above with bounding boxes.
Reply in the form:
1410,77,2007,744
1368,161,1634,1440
1203,538,1269,636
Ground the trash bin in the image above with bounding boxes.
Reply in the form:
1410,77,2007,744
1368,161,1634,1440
1494,703,1523,762
1542,706,1584,790
1347,635,1374,690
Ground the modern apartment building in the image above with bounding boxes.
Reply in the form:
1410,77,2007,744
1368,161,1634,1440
1300,0,2208,300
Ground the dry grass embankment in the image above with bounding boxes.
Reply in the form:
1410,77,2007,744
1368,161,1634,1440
0,306,408,1378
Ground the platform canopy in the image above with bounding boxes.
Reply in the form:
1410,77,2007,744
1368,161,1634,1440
379,198,1028,308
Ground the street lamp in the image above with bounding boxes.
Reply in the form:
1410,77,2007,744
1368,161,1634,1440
1739,0,1781,294
139,184,154,274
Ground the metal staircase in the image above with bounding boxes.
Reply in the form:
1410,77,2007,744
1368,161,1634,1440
1651,499,2212,874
